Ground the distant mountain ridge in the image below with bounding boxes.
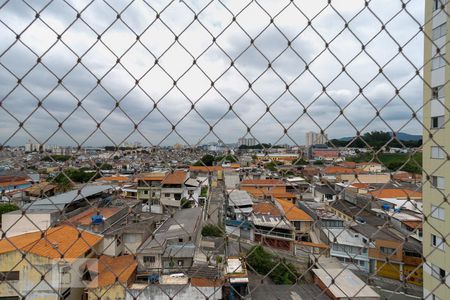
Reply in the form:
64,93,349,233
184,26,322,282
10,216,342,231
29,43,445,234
336,132,422,142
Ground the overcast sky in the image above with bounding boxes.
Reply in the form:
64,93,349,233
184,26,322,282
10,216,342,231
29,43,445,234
0,0,426,147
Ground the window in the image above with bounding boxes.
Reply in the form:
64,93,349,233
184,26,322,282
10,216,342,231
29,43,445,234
431,176,445,189
431,205,445,220
432,23,447,40
380,247,396,255
432,54,446,70
143,190,149,195
431,116,445,129
434,0,447,10
431,294,442,300
177,260,184,266
143,256,156,263
431,146,446,159
164,193,170,197
0,271,19,281
431,264,446,280
432,234,445,250
432,85,444,99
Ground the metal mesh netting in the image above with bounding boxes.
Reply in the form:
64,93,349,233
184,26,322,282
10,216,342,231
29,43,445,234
0,0,448,299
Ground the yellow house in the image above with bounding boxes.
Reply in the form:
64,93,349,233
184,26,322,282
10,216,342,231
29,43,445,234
0,225,102,300
85,255,137,300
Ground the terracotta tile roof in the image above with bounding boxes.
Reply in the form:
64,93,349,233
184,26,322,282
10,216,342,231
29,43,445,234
191,277,224,287
295,241,329,249
161,170,187,185
135,172,167,182
369,188,422,199
252,202,281,216
338,162,357,168
402,221,423,230
96,176,130,182
240,187,295,200
65,207,121,226
0,225,102,259
0,180,30,187
275,199,313,222
240,179,285,186
350,183,370,188
322,166,365,175
189,166,223,172
87,255,137,288
24,182,56,195
0,175,29,183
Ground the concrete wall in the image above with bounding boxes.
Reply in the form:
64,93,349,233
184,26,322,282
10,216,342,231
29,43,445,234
2,211,59,237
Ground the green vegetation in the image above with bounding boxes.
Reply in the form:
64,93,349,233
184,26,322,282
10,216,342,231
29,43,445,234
180,198,192,208
95,162,113,170
201,224,223,237
200,186,208,198
265,161,283,171
193,154,215,166
239,143,284,149
313,160,324,165
247,246,299,284
215,154,238,163
348,152,422,174
292,158,308,165
0,203,19,223
329,131,422,149
48,168,101,191
41,155,72,162
194,154,239,166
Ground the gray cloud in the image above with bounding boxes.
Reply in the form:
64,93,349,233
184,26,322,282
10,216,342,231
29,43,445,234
0,0,426,146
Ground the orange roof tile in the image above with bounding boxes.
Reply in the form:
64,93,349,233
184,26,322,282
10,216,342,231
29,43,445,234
322,166,365,175
350,183,370,189
191,277,224,287
87,255,137,288
369,188,422,199
275,199,313,222
240,179,285,186
241,187,295,199
402,221,423,230
295,241,329,249
189,166,223,172
162,170,187,185
0,180,30,187
96,176,130,182
0,225,102,259
65,207,121,226
252,202,281,216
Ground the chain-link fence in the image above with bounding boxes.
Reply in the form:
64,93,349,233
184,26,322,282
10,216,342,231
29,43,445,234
0,0,449,299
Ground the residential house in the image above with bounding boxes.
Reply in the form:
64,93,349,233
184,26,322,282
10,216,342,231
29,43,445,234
0,225,103,300
136,208,202,275
85,255,137,300
136,172,166,211
321,228,372,273
275,198,313,241
251,202,294,251
160,170,189,210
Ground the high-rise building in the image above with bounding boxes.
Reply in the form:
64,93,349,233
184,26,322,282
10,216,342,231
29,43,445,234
423,2,449,299
305,131,328,147
238,137,257,147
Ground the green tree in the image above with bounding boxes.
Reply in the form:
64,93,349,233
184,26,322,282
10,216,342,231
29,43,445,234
292,158,308,165
193,154,215,166
246,246,299,285
201,224,223,237
0,203,19,224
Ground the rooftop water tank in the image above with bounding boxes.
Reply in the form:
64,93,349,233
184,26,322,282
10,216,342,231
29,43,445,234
91,215,104,225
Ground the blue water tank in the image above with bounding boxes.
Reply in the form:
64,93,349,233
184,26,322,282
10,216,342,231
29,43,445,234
91,215,104,225
381,204,390,211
